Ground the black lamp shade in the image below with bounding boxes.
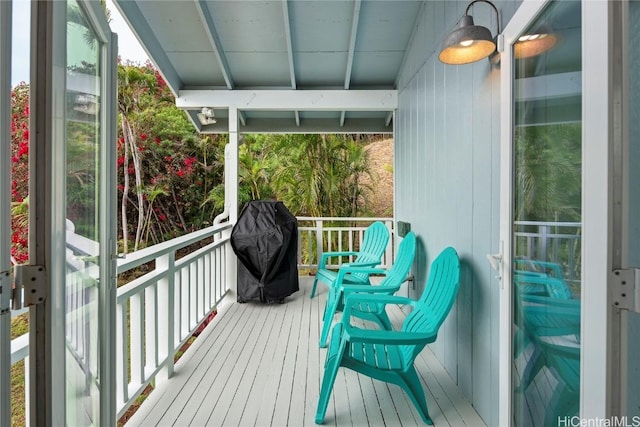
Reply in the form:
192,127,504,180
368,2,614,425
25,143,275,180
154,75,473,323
439,15,497,65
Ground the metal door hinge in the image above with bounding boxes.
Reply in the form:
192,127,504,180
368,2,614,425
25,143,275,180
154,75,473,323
0,270,10,315
13,265,47,309
612,268,640,312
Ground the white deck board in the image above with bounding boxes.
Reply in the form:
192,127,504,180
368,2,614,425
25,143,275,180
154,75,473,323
125,277,486,427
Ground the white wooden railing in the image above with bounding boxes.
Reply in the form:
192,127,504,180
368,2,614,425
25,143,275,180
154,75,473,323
114,223,233,417
514,221,582,285
296,217,394,270
8,217,396,422
7,217,584,423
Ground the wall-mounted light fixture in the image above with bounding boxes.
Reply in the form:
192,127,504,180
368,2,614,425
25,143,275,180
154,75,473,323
438,0,500,65
197,107,216,125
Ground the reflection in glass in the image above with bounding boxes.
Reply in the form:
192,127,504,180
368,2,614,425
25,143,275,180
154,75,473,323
65,0,102,424
512,2,582,426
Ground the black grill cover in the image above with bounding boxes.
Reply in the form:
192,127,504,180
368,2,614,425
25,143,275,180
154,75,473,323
231,201,299,303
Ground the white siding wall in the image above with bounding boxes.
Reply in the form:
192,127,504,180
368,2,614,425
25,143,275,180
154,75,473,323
394,1,521,424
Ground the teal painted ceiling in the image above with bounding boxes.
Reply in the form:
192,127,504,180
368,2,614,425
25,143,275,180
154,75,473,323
114,0,423,133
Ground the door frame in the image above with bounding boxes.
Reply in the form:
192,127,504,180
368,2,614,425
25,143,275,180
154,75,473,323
29,1,117,424
581,0,611,420
0,2,13,426
499,0,612,424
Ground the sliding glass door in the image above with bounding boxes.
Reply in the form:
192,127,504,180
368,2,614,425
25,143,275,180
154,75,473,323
501,2,582,426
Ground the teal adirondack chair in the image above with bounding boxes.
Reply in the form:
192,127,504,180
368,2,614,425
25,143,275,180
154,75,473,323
538,339,580,425
310,221,390,299
318,231,416,348
512,273,575,359
515,293,580,393
514,259,573,299
315,247,461,425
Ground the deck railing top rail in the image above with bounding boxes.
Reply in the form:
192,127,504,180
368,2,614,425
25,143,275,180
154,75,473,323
116,223,232,274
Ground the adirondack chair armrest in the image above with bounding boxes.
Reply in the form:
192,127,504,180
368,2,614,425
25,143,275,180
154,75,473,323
522,294,580,308
318,251,358,268
335,267,387,283
343,326,433,345
341,283,398,296
342,294,415,323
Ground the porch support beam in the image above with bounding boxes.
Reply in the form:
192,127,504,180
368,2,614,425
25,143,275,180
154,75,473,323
194,0,234,89
281,0,301,126
112,0,182,95
198,117,393,134
340,0,361,126
226,108,239,297
176,89,398,111
282,0,296,90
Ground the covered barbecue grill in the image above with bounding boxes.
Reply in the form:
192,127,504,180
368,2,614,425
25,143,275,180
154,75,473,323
230,200,299,303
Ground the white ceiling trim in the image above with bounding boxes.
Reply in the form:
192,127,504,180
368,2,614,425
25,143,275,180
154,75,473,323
198,117,393,134
177,89,398,111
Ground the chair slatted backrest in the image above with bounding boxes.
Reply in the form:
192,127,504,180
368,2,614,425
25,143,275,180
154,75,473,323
400,247,460,364
376,231,416,291
349,221,390,281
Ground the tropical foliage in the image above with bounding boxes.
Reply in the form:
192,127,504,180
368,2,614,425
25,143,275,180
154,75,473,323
10,83,29,264
514,123,582,223
10,63,379,259
117,62,227,251
204,133,374,218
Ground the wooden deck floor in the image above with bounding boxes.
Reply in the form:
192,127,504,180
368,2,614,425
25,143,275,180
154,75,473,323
125,277,486,427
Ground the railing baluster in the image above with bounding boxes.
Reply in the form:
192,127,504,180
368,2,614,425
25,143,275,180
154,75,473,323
115,298,128,405
157,252,175,383
205,253,211,313
130,292,144,387
192,260,199,329
348,230,354,263
144,284,158,373
187,265,192,338
315,220,323,269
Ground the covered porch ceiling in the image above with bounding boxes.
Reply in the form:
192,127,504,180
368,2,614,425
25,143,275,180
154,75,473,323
113,0,424,134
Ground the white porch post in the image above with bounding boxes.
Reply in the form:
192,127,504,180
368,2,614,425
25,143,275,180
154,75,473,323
226,107,239,297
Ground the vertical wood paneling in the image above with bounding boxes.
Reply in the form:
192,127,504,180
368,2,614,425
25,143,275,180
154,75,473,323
394,2,522,424
456,60,475,401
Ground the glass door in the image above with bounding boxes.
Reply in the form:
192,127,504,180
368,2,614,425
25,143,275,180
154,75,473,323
63,1,116,425
501,1,583,426
65,1,103,423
